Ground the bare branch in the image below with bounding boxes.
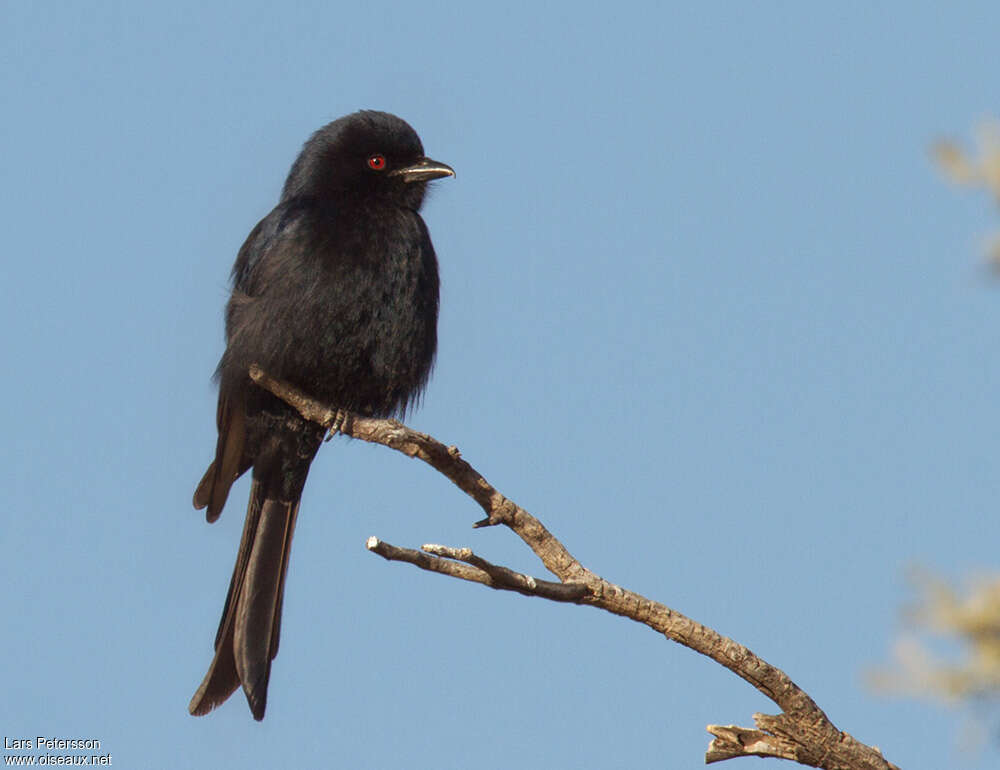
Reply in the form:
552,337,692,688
366,537,591,602
364,536,492,585
252,365,900,770
707,723,801,763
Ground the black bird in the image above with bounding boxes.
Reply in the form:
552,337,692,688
189,111,453,720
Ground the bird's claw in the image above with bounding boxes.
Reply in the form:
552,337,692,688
324,409,350,441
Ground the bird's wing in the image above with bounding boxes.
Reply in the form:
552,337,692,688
192,391,247,521
231,199,315,296
193,203,310,521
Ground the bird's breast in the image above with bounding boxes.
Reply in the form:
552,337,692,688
274,206,439,416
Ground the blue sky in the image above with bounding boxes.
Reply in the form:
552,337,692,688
3,2,1000,768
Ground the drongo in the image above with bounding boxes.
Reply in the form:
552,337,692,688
189,110,454,720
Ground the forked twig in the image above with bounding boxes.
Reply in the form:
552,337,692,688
250,364,900,770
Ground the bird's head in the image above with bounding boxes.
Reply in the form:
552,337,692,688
281,110,454,209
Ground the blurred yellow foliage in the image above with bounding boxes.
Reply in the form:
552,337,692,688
869,568,1000,700
934,120,1000,266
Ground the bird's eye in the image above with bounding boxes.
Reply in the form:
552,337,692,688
367,155,387,171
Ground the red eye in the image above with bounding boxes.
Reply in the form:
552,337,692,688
367,154,386,170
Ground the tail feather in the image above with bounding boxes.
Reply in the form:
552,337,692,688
234,496,299,718
188,479,298,721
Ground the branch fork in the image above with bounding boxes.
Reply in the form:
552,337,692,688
250,364,899,770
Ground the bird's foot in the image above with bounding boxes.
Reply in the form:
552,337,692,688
324,409,351,441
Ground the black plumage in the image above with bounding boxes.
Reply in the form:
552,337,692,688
189,110,453,720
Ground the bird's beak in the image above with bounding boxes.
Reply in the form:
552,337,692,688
390,157,455,183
